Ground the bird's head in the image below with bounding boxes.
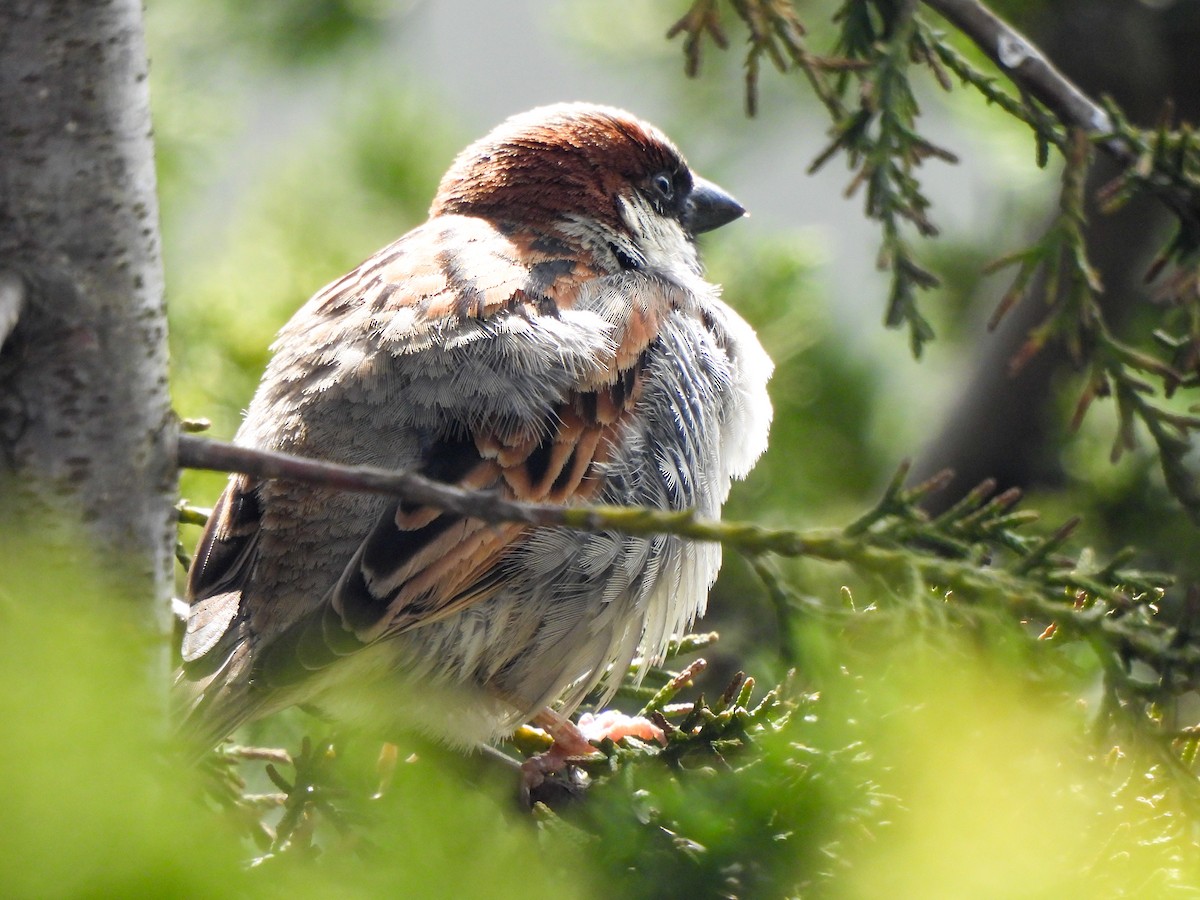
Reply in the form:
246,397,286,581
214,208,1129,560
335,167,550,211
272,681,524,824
430,103,745,275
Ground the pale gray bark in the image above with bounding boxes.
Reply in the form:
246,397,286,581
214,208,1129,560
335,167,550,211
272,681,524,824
0,0,174,621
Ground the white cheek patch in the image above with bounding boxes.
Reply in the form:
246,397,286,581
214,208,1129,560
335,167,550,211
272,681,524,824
614,195,701,277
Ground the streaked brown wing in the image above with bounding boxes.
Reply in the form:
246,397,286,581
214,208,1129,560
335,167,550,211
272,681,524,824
256,360,655,689
181,475,262,666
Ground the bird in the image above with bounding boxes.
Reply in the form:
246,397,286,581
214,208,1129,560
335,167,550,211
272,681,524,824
178,102,773,764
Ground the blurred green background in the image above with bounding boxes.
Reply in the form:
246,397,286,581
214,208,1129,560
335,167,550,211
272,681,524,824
6,0,1200,895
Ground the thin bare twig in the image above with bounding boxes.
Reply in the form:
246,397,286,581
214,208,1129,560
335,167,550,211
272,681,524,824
177,436,1170,655
175,434,810,554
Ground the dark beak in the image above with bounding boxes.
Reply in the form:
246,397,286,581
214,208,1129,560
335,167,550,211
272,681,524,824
686,176,746,234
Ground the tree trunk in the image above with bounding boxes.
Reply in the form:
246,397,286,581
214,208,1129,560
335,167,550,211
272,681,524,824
0,0,174,624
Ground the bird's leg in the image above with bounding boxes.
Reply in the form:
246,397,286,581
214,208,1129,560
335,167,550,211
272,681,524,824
520,708,600,800
519,707,666,803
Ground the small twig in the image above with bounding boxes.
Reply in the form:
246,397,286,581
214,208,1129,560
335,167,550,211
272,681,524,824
176,500,212,527
177,433,615,531
175,434,812,554
177,434,1166,623
639,658,709,717
220,745,294,766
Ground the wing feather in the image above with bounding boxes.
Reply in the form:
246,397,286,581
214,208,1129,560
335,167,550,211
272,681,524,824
181,477,261,664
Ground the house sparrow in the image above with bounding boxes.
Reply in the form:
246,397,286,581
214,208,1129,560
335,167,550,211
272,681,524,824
179,103,773,761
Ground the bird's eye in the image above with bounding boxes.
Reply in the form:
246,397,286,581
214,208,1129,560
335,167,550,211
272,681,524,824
652,173,674,200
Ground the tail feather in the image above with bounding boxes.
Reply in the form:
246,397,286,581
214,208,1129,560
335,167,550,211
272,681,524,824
173,640,268,762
